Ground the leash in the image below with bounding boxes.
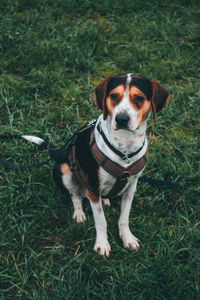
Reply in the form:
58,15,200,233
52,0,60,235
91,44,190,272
0,121,184,190
139,176,184,190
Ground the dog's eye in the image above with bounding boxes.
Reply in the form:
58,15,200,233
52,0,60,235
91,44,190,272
135,96,145,103
110,93,119,101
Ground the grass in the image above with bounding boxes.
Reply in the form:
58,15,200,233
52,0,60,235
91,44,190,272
0,0,200,299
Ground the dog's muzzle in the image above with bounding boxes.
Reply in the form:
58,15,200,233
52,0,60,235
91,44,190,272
115,113,130,129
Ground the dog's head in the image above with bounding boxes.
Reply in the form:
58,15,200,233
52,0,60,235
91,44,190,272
94,73,170,131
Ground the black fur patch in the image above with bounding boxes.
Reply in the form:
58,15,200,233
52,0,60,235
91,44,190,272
106,74,152,100
53,126,100,197
106,74,127,95
130,75,153,100
75,126,99,196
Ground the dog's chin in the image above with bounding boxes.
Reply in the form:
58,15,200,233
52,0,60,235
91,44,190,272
111,120,140,132
113,125,140,132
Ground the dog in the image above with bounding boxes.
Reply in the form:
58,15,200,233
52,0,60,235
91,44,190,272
52,73,170,256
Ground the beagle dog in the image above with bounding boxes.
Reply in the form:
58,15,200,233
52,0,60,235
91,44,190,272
53,73,170,256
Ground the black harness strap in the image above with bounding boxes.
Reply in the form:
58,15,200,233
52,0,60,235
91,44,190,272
65,120,97,192
67,142,88,191
97,123,145,161
65,124,147,198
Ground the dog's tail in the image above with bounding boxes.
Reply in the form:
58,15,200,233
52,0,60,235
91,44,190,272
21,135,46,146
0,120,96,168
20,135,59,161
0,134,61,168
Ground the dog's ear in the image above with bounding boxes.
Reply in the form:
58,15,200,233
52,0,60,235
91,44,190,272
93,75,112,120
150,79,170,123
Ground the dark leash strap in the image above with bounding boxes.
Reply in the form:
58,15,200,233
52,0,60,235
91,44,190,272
139,176,185,190
0,157,51,169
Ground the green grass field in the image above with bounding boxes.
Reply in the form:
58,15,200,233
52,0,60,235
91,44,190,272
0,0,200,299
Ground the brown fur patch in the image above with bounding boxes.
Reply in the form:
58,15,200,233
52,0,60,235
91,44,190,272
125,138,135,145
87,188,99,203
106,84,125,116
150,78,170,122
137,100,151,125
110,84,125,97
60,163,72,175
106,98,114,117
94,75,112,120
129,86,146,106
129,86,151,125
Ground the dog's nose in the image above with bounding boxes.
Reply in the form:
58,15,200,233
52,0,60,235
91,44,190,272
115,113,130,128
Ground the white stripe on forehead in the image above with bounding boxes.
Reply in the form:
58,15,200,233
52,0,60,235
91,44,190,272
126,73,132,87
112,73,138,130
123,73,132,98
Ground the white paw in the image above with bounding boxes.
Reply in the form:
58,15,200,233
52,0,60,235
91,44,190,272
94,239,111,257
73,209,86,223
102,198,111,207
120,229,140,251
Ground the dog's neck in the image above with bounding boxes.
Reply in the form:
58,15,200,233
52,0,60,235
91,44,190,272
97,115,147,156
94,115,148,168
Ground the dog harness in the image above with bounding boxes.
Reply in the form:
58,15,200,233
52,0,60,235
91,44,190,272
67,121,147,198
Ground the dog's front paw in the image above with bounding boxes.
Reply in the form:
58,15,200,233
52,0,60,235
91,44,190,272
94,239,111,257
120,229,140,251
73,209,86,223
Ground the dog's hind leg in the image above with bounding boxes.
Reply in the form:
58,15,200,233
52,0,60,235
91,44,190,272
71,194,86,223
87,189,111,257
61,163,86,223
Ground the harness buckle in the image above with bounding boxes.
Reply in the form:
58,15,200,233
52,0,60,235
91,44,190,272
122,155,130,164
121,171,130,179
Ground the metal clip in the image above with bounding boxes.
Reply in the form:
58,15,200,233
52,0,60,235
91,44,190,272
122,155,130,164
86,119,96,128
